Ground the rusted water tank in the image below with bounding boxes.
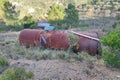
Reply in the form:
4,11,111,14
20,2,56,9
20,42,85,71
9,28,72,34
19,29,70,50
72,32,102,55
19,29,44,47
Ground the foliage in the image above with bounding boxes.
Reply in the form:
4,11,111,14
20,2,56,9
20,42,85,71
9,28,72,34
101,29,120,49
0,0,8,19
0,22,10,32
48,3,80,30
47,3,65,21
101,28,120,68
64,3,79,29
0,67,34,80
2,1,20,26
68,34,79,47
80,23,89,27
0,56,8,67
47,3,65,29
20,15,36,29
0,56,9,73
0,1,36,31
102,49,120,68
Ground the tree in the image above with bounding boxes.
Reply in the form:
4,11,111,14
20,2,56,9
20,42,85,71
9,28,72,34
0,0,8,19
47,3,65,21
64,3,79,28
19,15,35,29
47,3,65,29
2,1,20,26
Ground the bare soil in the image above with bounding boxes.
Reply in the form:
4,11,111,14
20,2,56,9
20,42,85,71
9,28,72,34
10,59,120,80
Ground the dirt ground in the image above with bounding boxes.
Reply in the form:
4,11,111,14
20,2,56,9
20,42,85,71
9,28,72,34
0,31,120,80
10,59,120,80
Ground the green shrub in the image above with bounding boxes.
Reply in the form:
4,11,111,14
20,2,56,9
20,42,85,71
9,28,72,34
0,22,10,32
0,56,8,67
80,23,89,27
102,49,120,68
68,34,79,48
101,28,120,68
20,15,36,29
13,25,24,31
101,29,120,49
0,56,9,73
0,67,34,80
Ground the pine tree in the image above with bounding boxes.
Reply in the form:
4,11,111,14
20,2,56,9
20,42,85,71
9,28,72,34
64,3,79,28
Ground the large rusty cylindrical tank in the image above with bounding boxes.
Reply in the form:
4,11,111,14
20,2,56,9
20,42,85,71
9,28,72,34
19,29,44,47
40,31,70,50
19,29,70,50
72,32,102,55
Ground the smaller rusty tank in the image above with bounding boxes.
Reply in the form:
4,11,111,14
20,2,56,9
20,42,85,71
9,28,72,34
70,31,102,55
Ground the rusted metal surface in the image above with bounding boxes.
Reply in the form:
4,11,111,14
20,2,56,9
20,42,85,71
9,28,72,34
19,29,70,50
19,29,44,47
40,31,70,50
71,32,102,55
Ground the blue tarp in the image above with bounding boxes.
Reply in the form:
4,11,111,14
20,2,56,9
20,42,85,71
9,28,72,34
44,25,55,33
37,21,55,34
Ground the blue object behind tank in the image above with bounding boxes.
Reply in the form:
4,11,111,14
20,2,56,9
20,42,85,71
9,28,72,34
44,25,55,33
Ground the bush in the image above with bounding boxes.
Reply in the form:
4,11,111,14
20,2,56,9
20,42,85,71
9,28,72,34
80,23,89,27
0,22,10,32
101,28,120,68
0,56,9,73
101,29,120,49
20,15,36,29
102,49,120,68
68,34,79,47
0,56,8,67
0,67,34,80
